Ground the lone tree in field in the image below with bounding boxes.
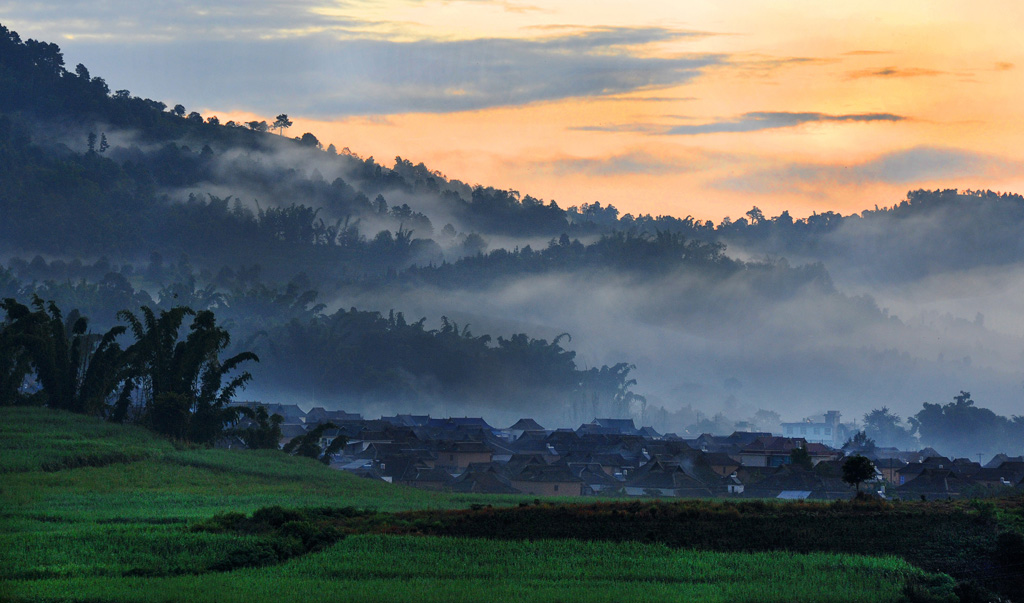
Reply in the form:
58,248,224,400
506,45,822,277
842,455,876,493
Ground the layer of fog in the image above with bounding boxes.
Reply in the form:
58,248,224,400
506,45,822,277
322,262,1024,428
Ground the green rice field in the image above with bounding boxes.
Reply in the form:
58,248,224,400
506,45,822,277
2,535,956,603
0,407,977,602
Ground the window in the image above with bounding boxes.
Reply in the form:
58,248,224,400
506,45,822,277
553,485,559,492
449,454,454,461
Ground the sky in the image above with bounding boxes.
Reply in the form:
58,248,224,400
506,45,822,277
4,1,1024,221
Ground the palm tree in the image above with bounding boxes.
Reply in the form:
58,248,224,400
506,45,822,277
118,306,258,443
1,296,128,415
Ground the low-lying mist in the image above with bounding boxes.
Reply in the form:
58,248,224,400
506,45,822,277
322,258,1024,427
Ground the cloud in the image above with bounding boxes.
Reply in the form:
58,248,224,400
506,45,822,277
665,111,904,135
532,151,700,176
568,124,667,134
714,146,1024,194
847,66,946,79
3,0,362,41
47,26,723,117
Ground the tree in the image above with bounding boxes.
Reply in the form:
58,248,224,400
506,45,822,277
282,422,346,463
909,391,1012,458
0,297,128,415
790,446,813,470
234,405,283,449
247,120,268,133
172,104,185,117
117,306,258,443
98,133,109,153
0,314,33,405
298,132,320,148
863,407,916,449
842,430,875,455
842,455,875,493
272,114,292,136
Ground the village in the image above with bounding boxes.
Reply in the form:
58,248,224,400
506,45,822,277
227,403,1024,501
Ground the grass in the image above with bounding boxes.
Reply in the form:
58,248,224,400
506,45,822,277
0,407,990,602
2,535,958,603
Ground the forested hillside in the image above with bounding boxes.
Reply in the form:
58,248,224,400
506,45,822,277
5,22,1024,429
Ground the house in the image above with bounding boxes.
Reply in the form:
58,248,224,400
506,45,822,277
895,468,968,500
380,414,432,427
502,419,546,441
431,441,493,472
741,465,854,500
305,407,363,425
873,457,908,483
450,465,521,494
723,472,744,495
638,426,662,439
278,423,307,448
738,436,809,467
509,463,585,497
780,411,842,447
568,462,623,495
971,462,1024,489
399,467,455,491
577,418,641,436
984,454,1024,469
624,458,714,498
704,452,741,477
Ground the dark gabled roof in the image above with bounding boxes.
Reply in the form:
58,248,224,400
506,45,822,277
509,431,550,453
739,436,807,455
567,463,621,486
873,457,908,469
279,424,308,438
434,441,492,454
985,454,1024,469
743,465,853,499
645,441,695,457
626,463,714,496
450,471,521,494
704,452,741,467
403,467,454,484
511,464,582,484
507,418,545,431
973,462,1024,484
921,456,954,468
376,453,433,480
427,417,495,430
638,426,662,439
726,431,773,446
380,414,432,427
896,468,967,494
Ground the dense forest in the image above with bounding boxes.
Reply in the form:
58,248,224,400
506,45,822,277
3,22,1024,449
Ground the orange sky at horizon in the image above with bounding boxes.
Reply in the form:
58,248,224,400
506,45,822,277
194,1,1024,222
17,0,1019,222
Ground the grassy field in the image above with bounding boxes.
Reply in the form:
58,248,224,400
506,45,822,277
0,407,992,602
3,535,957,603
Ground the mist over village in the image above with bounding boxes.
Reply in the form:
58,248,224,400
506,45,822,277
3,2,1024,602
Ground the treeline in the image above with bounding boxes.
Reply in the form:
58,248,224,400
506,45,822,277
0,266,646,421
401,230,738,287
0,297,276,446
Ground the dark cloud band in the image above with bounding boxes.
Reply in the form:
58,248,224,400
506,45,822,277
666,111,904,135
